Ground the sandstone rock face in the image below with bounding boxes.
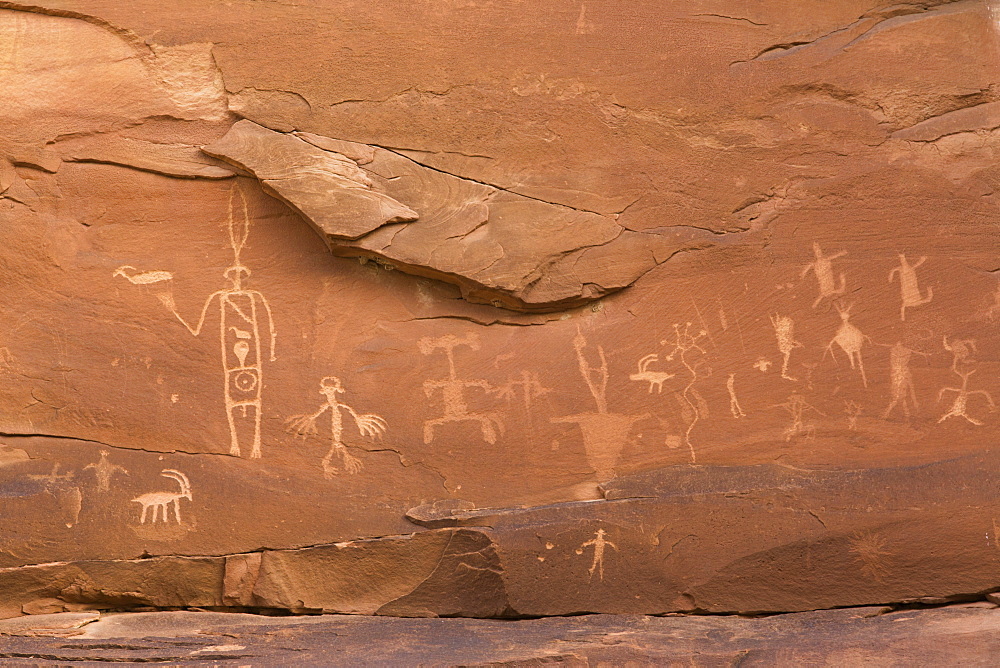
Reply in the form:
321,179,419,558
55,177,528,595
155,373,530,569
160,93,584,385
1,0,1000,621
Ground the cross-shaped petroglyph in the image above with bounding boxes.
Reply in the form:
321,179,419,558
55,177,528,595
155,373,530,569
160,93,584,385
823,302,870,388
938,369,995,426
770,314,803,381
420,333,503,444
771,393,824,441
115,187,276,459
801,241,847,308
888,254,932,321
576,528,618,581
286,376,387,478
83,450,128,492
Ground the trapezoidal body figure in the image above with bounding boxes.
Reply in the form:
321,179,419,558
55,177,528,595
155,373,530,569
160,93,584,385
888,254,932,321
286,376,387,478
132,469,192,524
824,302,870,388
420,333,503,444
801,242,847,308
114,188,276,458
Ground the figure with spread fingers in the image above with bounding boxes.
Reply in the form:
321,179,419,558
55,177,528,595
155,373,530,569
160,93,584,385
286,376,387,478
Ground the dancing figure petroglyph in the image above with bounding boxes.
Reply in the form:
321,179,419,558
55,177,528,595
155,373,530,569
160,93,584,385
881,342,928,420
801,242,847,308
938,369,995,426
132,469,191,524
771,393,824,441
286,376,387,478
823,302,870,388
888,254,932,321
115,188,276,459
420,333,502,444
578,528,618,581
83,450,128,492
943,335,976,374
770,314,803,381
727,373,746,418
629,353,675,393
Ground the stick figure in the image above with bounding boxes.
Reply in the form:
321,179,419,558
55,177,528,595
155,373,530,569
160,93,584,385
888,254,932,321
823,302,870,387
578,528,618,581
801,242,847,308
286,376,387,477
420,333,502,444
727,373,746,418
115,187,276,458
83,450,128,492
771,393,824,441
938,369,995,426
770,314,803,381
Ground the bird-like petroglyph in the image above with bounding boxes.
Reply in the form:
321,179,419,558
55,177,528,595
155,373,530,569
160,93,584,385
83,450,128,492
115,188,276,459
286,376,387,477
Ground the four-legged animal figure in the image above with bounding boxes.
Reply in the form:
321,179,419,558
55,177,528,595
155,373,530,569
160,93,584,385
132,470,192,524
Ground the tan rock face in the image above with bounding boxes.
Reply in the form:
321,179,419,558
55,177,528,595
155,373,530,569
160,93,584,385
1,0,1000,620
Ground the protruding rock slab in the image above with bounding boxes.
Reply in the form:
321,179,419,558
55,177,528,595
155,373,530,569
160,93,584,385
204,120,712,311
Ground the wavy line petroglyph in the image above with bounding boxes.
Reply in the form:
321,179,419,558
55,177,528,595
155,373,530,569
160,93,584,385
576,528,618,581
83,450,128,492
663,322,711,461
801,242,847,308
888,254,932,321
727,373,746,418
770,314,803,381
286,376,387,478
132,469,192,524
823,302,870,388
115,187,276,458
420,333,503,444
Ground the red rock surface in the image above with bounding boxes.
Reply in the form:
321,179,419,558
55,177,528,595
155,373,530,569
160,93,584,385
1,0,1000,623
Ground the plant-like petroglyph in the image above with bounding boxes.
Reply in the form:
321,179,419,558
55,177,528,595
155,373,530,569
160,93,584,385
823,302,870,388
770,314,803,381
888,254,932,321
629,353,675,393
881,342,928,420
114,188,276,459
844,400,862,430
943,335,976,374
286,376,387,477
420,333,503,445
662,322,711,461
849,531,891,581
555,330,649,480
771,393,824,441
495,370,551,411
938,369,995,426
83,450,128,492
132,469,192,524
28,463,82,528
801,242,847,308
576,528,618,581
727,373,746,418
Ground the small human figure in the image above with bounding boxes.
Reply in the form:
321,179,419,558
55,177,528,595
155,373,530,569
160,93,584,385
881,342,928,420
286,376,387,478
420,334,503,444
938,369,995,426
727,373,746,418
943,335,976,374
83,450,128,492
770,314,803,381
772,394,825,441
888,254,932,321
578,528,618,581
801,242,847,308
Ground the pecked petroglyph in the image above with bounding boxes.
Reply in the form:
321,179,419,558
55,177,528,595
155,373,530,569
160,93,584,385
286,376,387,478
772,393,824,441
115,187,276,459
888,254,932,321
576,528,618,582
727,373,746,418
824,302,870,388
630,353,675,393
801,242,847,308
770,314,803,381
83,450,128,493
881,342,928,420
132,469,192,524
938,369,995,426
